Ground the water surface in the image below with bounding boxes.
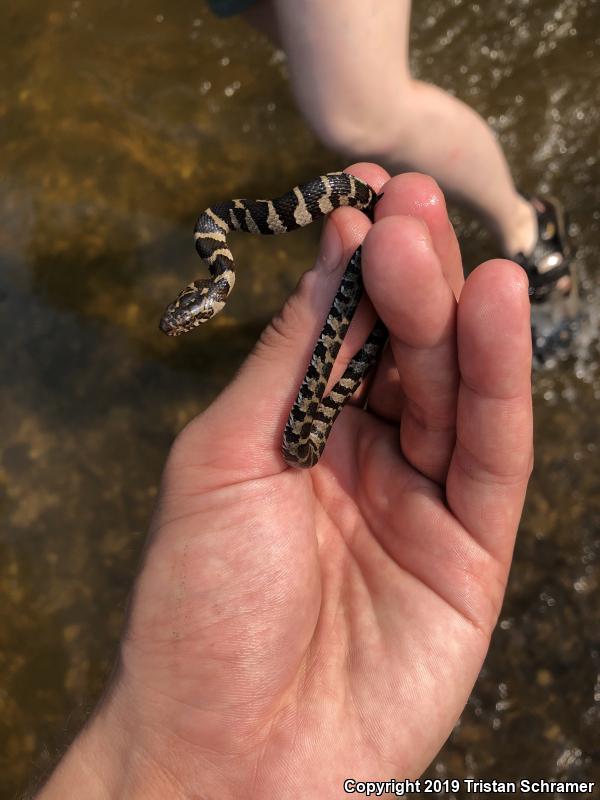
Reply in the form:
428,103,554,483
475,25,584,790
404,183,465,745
1,0,599,795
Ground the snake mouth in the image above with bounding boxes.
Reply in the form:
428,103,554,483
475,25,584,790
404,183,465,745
159,313,183,336
159,301,212,335
158,306,212,336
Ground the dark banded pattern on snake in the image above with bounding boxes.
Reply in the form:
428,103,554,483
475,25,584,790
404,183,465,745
159,172,388,468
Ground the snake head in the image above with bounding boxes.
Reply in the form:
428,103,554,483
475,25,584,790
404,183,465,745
159,278,221,336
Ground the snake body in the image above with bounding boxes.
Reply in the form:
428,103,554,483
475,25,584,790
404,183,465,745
160,172,388,468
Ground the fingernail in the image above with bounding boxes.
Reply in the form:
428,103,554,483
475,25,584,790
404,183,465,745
315,219,342,274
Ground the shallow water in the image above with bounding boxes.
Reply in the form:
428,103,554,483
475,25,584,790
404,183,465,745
1,0,599,795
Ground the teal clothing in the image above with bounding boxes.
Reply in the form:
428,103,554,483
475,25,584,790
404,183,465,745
207,0,258,17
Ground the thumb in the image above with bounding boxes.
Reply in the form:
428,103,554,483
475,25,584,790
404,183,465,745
174,164,389,480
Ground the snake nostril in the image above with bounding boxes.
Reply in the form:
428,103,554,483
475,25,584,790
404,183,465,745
159,317,175,335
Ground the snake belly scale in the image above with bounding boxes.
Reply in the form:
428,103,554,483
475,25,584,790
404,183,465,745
160,172,388,469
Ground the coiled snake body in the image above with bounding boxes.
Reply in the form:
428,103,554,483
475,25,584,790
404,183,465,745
160,172,388,468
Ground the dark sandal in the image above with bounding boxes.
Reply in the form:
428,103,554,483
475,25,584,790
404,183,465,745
513,194,582,360
513,194,573,303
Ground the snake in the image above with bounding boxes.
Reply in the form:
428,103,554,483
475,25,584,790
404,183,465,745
159,172,388,469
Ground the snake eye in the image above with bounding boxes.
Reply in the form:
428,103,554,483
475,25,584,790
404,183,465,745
176,289,202,310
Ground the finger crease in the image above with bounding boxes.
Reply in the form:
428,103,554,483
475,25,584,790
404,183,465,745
454,435,531,486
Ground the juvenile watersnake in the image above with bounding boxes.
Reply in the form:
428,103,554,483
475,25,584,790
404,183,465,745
160,172,388,468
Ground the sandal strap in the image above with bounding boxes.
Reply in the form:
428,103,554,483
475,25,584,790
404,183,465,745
514,255,571,298
514,193,571,302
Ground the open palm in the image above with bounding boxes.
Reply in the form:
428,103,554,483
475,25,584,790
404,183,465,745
85,165,532,799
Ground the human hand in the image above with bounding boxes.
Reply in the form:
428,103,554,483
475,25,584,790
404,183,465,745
40,164,532,799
